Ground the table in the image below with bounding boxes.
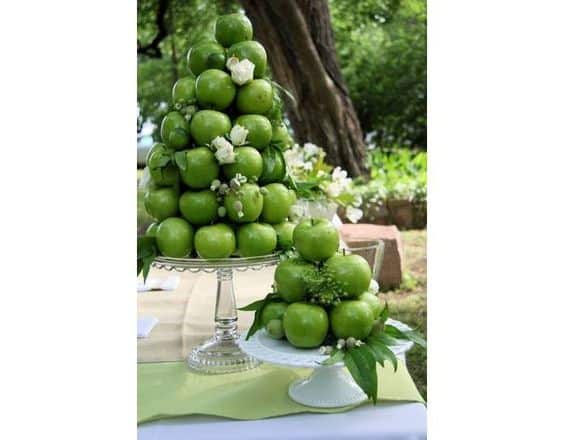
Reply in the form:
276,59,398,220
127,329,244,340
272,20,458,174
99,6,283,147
138,402,427,440
138,269,427,440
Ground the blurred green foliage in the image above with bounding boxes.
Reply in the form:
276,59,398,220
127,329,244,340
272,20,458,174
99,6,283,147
354,148,427,204
330,0,426,149
138,0,426,150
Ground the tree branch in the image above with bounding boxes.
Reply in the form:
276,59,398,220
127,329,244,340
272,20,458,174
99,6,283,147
138,0,170,58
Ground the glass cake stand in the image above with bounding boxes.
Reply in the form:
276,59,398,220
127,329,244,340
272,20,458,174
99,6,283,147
152,253,280,375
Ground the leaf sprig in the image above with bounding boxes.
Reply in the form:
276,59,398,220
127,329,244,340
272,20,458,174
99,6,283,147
137,235,157,282
321,311,426,404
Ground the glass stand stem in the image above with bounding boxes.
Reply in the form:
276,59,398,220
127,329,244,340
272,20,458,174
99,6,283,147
186,268,260,374
215,268,238,341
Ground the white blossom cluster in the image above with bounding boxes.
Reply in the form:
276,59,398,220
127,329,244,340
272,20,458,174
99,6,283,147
284,142,324,175
284,142,365,223
211,136,236,164
226,57,255,85
209,125,250,165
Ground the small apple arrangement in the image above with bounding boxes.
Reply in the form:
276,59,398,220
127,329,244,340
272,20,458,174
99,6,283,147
241,217,425,404
138,13,297,278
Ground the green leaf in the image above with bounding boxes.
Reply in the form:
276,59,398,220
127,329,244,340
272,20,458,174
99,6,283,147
367,336,398,372
142,254,155,282
373,331,400,346
384,325,427,348
238,298,266,312
345,345,378,404
174,151,187,171
137,236,157,282
239,293,278,340
378,302,389,323
321,349,345,366
271,80,297,106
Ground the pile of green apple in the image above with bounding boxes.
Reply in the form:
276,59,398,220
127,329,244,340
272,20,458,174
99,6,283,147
141,13,297,260
248,218,386,349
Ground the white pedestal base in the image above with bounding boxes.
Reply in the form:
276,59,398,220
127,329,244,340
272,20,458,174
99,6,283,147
288,365,366,408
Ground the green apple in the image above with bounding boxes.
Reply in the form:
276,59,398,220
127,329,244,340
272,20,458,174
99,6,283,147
215,13,253,47
190,110,232,146
325,254,372,298
236,222,277,257
330,300,374,340
293,218,339,262
156,217,194,258
274,258,316,303
187,41,226,76
224,183,263,223
266,319,285,339
236,79,273,114
194,223,236,258
160,111,190,150
259,146,286,184
261,302,288,327
271,123,293,150
222,146,263,181
145,222,158,237
260,183,294,224
273,221,296,250
226,40,267,77
144,187,178,221
234,115,272,149
178,147,219,189
179,190,219,225
358,291,385,319
146,143,179,186
195,69,236,110
283,303,329,348
172,77,197,107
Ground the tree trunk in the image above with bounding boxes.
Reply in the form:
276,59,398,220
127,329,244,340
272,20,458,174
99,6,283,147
240,0,367,177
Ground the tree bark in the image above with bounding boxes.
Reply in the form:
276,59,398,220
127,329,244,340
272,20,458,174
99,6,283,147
240,0,367,177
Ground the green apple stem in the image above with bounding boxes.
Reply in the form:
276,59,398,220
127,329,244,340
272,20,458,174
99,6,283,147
214,268,238,341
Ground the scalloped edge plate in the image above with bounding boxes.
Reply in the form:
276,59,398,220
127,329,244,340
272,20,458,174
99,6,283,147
240,318,414,369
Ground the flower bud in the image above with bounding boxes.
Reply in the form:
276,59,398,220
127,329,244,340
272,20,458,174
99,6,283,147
210,179,221,191
346,337,357,349
217,206,226,217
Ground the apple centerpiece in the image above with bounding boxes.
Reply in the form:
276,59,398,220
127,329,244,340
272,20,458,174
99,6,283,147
240,218,426,404
137,12,298,277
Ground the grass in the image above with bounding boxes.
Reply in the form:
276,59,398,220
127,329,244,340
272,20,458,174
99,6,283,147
380,229,427,400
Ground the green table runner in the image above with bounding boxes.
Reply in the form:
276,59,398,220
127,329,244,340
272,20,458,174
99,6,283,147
138,361,424,424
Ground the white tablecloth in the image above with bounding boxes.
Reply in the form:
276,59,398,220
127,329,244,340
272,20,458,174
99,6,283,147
138,402,426,440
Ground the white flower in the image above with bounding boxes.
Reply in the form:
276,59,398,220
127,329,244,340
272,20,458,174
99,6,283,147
289,203,306,221
303,142,319,158
353,194,363,208
302,161,313,171
326,181,343,198
211,136,236,164
230,124,249,146
229,58,255,85
225,56,239,71
346,206,363,223
332,166,348,182
234,173,247,183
